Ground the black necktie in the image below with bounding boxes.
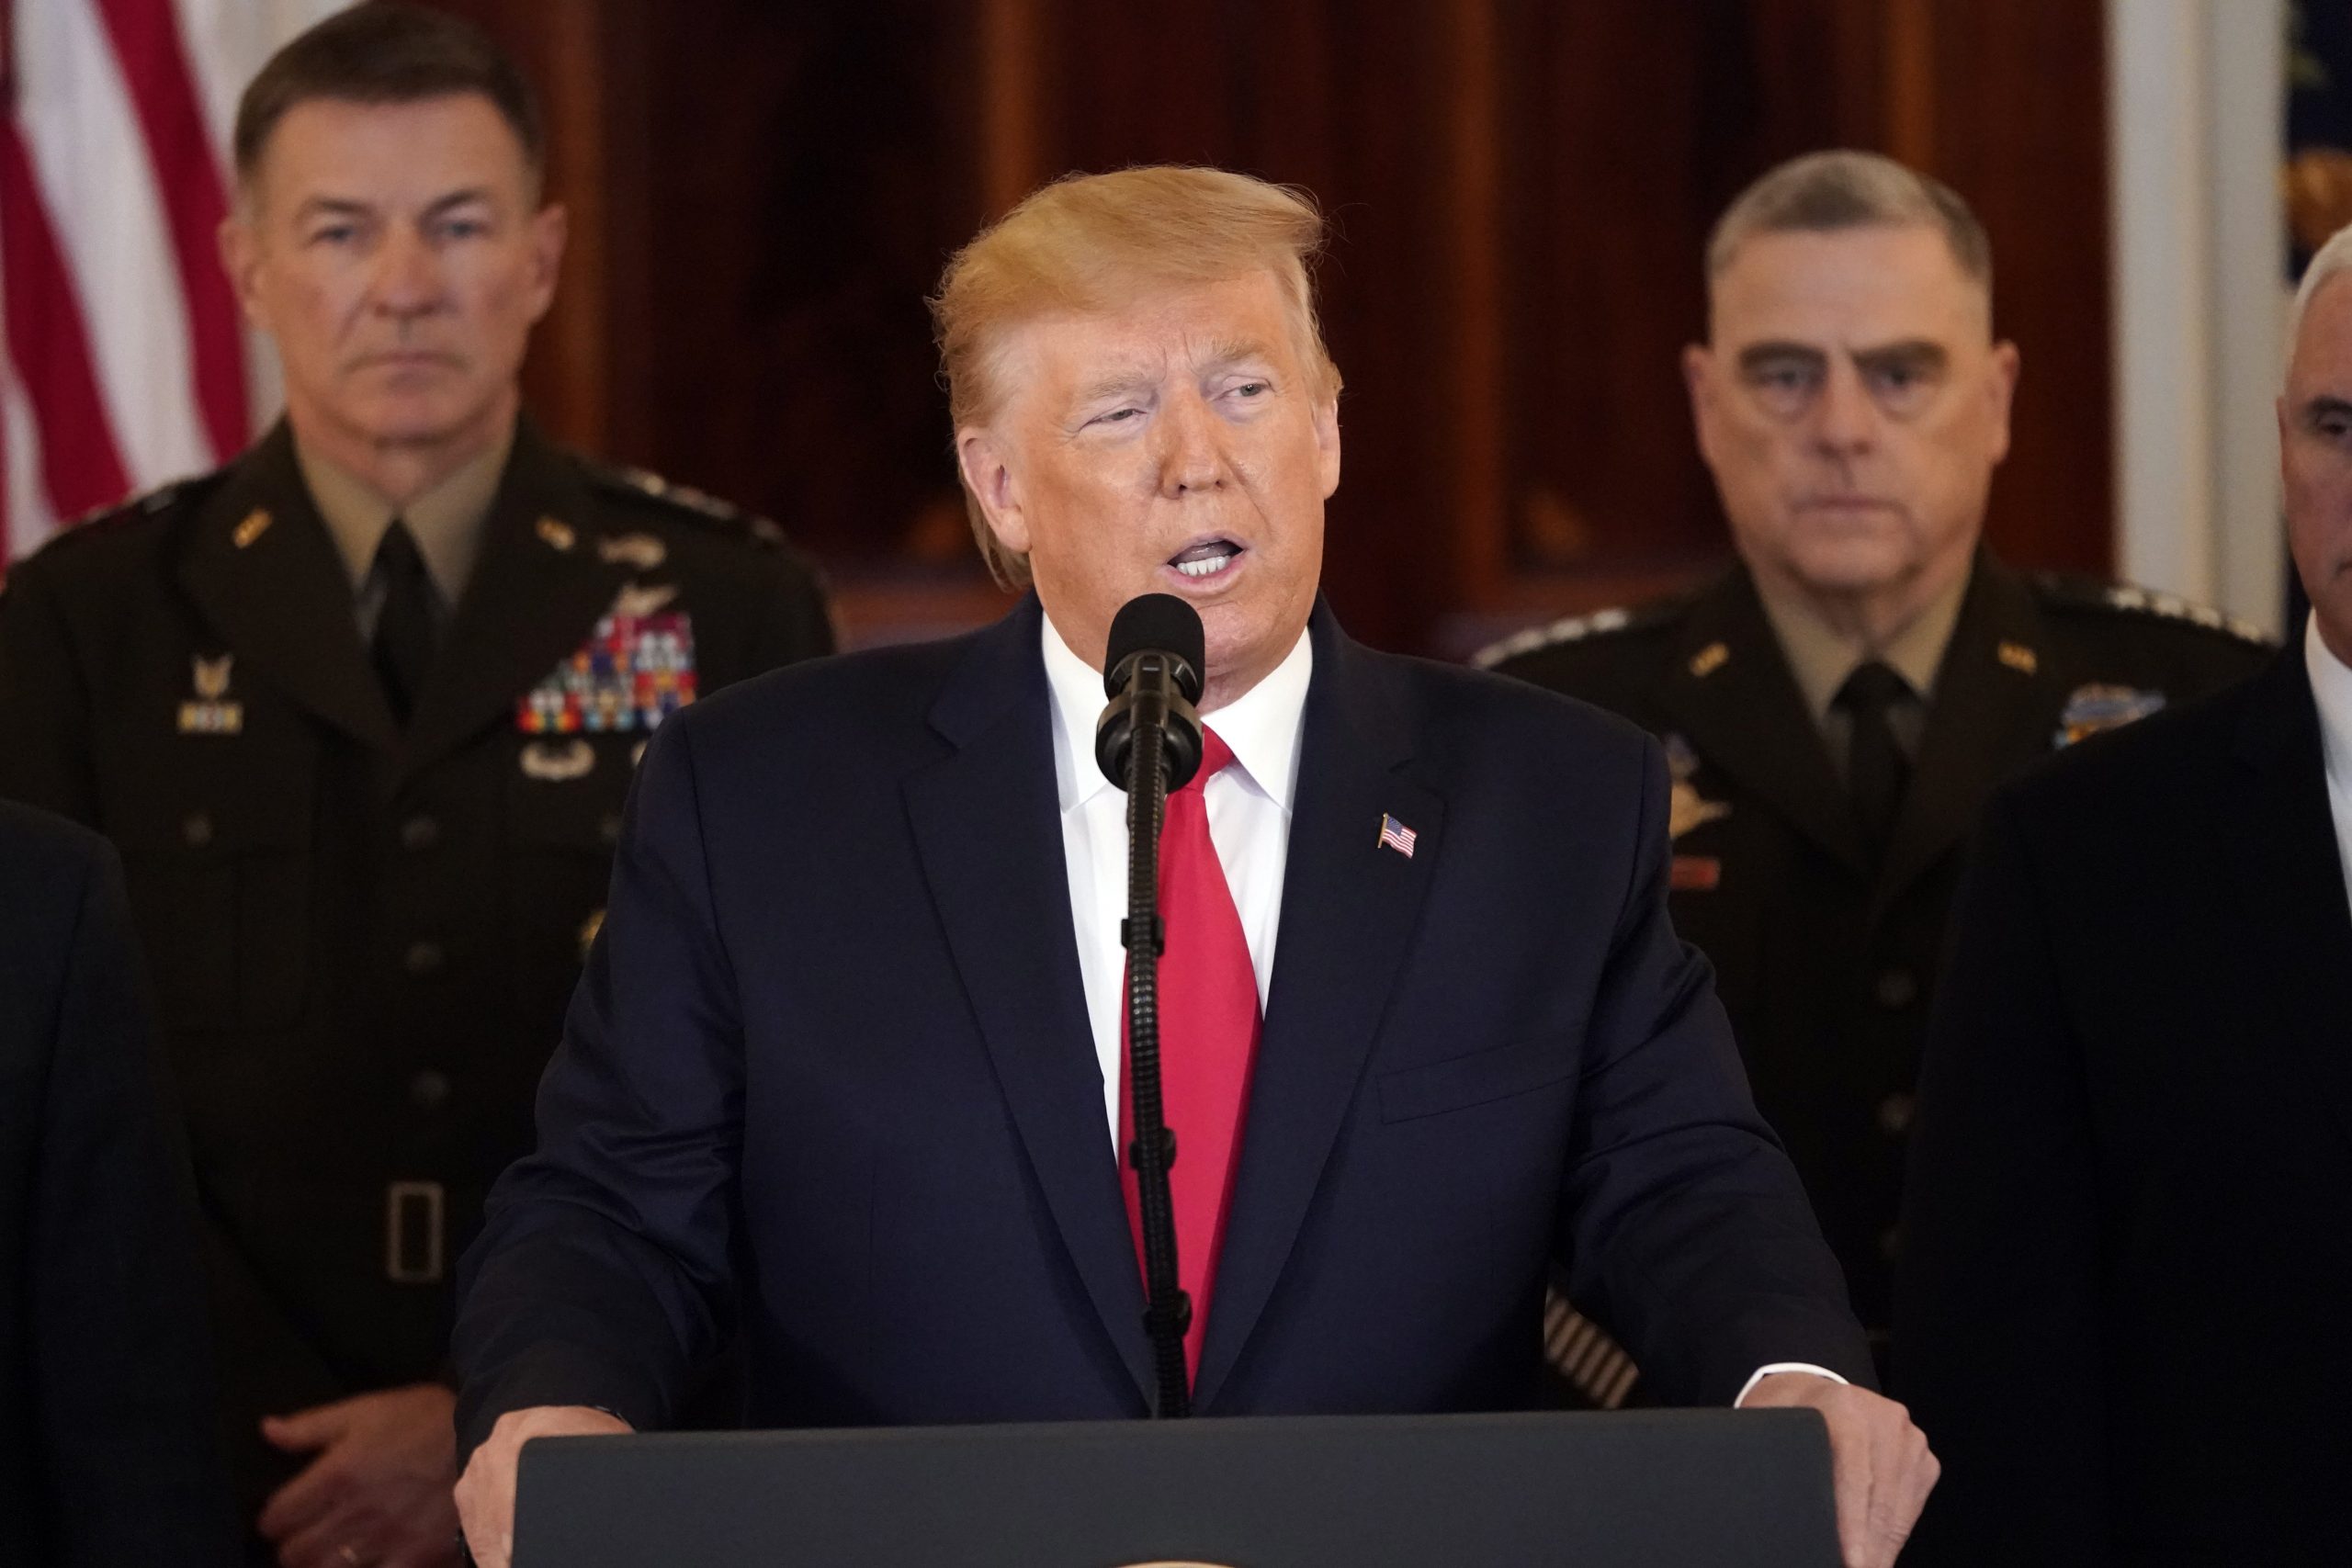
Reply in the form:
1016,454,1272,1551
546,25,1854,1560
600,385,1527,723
370,520,435,725
1837,660,1911,857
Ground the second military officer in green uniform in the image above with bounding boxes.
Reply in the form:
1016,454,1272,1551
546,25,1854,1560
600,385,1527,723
1482,152,2269,1382
0,9,831,1566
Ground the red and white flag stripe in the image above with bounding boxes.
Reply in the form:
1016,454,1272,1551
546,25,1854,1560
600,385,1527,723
1,0,342,568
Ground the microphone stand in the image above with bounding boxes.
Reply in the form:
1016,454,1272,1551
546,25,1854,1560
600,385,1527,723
1119,660,1193,1419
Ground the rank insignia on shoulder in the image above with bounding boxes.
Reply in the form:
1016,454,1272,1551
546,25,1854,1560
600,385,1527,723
2054,682,2165,748
177,654,243,735
516,611,698,735
520,738,596,782
536,516,577,553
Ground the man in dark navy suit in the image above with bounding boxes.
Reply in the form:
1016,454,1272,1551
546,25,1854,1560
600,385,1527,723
1894,221,2352,1565
453,167,1936,1568
0,801,236,1566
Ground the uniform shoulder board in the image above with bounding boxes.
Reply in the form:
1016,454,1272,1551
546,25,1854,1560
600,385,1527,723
2031,571,2272,647
587,460,787,547
24,471,219,560
1470,600,1676,671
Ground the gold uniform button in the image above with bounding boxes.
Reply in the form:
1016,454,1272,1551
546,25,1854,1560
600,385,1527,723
402,941,445,977
1874,968,1918,1010
182,811,214,848
1876,1091,1917,1137
399,815,440,852
409,1069,452,1111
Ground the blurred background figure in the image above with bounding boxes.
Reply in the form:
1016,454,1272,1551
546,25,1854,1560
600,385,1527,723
0,5,830,1562
0,800,236,1568
1894,217,2352,1568
1479,152,2270,1394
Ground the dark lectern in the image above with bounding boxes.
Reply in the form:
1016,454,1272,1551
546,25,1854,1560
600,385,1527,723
513,1409,1839,1567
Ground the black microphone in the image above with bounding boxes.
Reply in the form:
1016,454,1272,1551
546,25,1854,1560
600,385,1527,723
1095,593,1206,793
1091,592,1208,1416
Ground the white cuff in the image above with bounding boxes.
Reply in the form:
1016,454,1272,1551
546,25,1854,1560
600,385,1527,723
1733,1362,1849,1406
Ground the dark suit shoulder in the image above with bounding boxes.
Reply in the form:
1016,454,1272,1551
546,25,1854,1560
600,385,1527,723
0,801,109,964
0,797,107,883
1992,652,2266,840
1386,643,1660,761
672,614,991,744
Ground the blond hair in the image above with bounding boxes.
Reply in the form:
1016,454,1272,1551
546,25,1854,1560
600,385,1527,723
930,165,1341,587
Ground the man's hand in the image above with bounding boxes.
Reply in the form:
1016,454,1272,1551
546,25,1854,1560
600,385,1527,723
256,1383,463,1568
454,1405,633,1568
1738,1373,1938,1568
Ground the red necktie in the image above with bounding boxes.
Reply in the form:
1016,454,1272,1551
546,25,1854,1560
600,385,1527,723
1120,726,1261,1383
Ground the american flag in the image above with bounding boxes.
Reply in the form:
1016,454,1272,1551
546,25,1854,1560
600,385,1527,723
1377,812,1416,858
0,0,341,568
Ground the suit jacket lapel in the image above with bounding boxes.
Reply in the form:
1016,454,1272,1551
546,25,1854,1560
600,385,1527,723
398,423,630,780
2227,643,2352,1147
1654,569,1869,876
175,423,401,754
1193,606,1443,1410
901,596,1152,1405
1873,556,2052,909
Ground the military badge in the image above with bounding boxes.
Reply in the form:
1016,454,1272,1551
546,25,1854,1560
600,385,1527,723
596,533,668,571
519,738,596,782
516,611,698,735
177,653,243,735
1663,732,1732,841
2054,683,2165,748
611,581,678,619
2051,682,2154,751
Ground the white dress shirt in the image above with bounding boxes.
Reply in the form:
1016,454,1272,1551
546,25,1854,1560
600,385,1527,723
2305,614,2352,910
1037,610,1838,1405
1042,614,1312,1145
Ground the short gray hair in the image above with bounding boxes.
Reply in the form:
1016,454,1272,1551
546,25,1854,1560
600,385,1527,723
2289,222,2352,376
1706,150,1993,296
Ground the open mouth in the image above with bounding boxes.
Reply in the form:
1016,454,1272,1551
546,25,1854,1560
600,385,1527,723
1168,538,1244,581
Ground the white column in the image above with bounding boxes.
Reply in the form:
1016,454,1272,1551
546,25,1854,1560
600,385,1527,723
2107,0,2287,634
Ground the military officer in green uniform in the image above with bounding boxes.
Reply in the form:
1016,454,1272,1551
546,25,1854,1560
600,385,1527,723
0,8,831,1565
1481,152,2268,1391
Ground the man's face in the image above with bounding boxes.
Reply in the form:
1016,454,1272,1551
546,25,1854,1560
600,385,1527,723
1686,225,2018,604
222,94,564,456
958,270,1340,708
2281,272,2352,662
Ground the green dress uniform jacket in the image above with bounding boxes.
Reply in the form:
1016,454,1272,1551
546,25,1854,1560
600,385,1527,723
0,419,833,1517
1477,552,2269,1351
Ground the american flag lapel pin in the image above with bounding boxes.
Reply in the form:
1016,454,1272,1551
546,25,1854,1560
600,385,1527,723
1377,813,1418,859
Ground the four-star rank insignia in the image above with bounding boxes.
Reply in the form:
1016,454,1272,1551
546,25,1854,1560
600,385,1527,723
177,653,243,735
2054,682,2165,749
517,604,698,735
